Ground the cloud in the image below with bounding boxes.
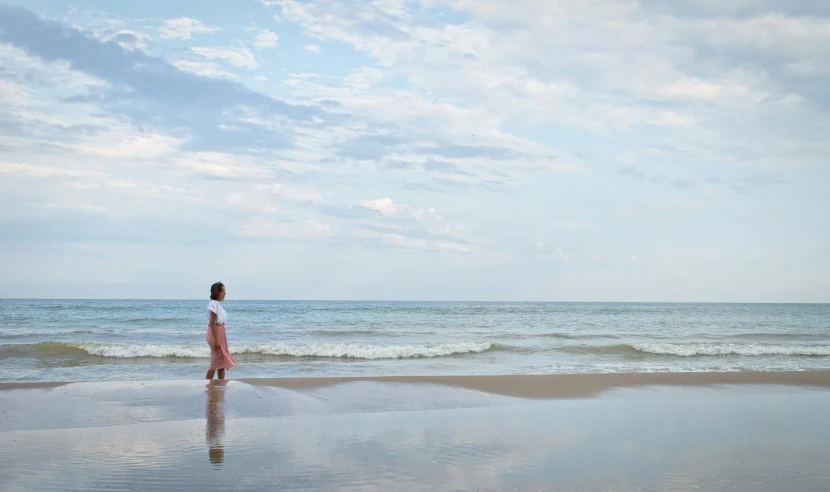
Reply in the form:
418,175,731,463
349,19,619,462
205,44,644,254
357,197,401,216
305,44,321,53
555,248,571,261
191,46,258,69
536,241,543,249
256,182,323,202
170,60,236,78
280,0,830,170
375,233,469,253
106,30,151,51
0,162,103,179
254,30,279,48
0,5,330,154
158,17,221,40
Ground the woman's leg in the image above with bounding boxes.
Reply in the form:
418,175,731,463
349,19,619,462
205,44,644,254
206,369,216,379
217,368,225,380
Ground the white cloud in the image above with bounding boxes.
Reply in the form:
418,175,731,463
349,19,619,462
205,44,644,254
556,248,571,261
158,17,221,40
172,152,272,180
170,60,236,78
105,29,152,52
68,133,182,160
358,197,401,216
279,0,830,169
191,46,258,68
0,80,32,105
106,180,189,199
257,182,323,202
0,162,104,179
254,30,279,48
376,233,469,253
304,44,321,53
536,241,543,249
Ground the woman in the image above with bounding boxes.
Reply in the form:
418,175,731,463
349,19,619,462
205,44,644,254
206,282,238,379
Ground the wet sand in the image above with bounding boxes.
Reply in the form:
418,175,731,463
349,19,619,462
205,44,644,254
2,372,830,491
240,370,830,398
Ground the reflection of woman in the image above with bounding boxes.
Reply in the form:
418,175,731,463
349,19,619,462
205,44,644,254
206,380,227,465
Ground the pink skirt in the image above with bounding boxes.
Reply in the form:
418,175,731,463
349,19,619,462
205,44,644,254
206,324,239,371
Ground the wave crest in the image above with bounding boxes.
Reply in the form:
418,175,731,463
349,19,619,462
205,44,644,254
70,341,493,359
631,343,830,357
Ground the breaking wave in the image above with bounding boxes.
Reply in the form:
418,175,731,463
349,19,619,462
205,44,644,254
630,343,830,357
1,341,493,360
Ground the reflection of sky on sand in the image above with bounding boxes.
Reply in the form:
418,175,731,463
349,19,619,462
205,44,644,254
1,383,829,491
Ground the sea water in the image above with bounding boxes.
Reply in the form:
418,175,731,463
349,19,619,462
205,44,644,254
1,300,828,382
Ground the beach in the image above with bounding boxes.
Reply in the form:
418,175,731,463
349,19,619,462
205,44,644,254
2,301,830,489
2,372,830,491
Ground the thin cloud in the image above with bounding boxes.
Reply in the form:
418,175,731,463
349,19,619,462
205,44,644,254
0,6,331,154
254,30,279,48
191,46,258,69
157,17,221,40
358,197,401,216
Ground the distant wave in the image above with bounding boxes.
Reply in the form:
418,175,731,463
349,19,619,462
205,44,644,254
630,343,830,357
0,341,493,359
310,329,384,336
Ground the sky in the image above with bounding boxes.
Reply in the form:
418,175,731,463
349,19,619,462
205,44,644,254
0,0,828,301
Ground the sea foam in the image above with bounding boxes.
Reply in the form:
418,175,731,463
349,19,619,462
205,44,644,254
69,341,493,359
631,343,830,357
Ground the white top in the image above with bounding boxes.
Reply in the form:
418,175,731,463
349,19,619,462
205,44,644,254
207,300,227,325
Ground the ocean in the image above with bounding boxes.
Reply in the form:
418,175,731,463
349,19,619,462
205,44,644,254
1,300,828,382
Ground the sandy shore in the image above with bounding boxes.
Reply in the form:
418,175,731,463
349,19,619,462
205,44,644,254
4,370,830,396
2,373,830,491
239,370,830,398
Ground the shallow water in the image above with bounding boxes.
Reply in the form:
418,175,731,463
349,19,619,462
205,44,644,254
1,300,829,381
1,381,829,491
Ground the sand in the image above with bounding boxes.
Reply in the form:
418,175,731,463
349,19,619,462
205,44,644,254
239,370,830,398
2,372,830,491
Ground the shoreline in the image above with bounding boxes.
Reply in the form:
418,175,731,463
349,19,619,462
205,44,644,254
3,370,829,398
3,371,830,489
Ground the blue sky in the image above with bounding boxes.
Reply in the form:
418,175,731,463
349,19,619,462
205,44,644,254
0,0,828,301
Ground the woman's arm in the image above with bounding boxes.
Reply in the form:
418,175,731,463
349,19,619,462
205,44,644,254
209,311,220,350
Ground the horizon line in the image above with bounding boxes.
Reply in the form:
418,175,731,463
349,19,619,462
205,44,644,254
0,298,827,304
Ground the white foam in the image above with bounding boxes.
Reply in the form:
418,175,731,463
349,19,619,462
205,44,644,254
72,343,209,358
70,341,492,359
631,343,830,357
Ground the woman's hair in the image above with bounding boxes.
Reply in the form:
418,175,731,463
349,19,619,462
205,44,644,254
210,282,225,301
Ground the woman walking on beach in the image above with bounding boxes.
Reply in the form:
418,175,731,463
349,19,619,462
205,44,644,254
206,282,238,379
